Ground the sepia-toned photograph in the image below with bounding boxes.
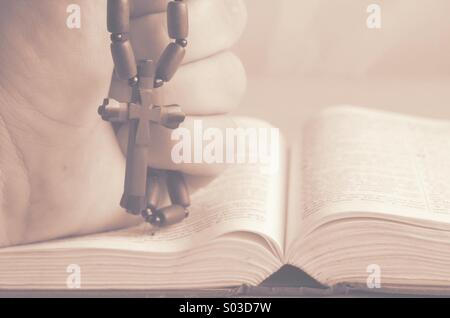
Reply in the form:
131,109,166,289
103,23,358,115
0,0,450,303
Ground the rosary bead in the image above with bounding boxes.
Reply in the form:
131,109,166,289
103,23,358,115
156,42,185,82
107,0,130,34
128,76,139,87
148,205,187,227
154,78,164,88
147,214,162,227
167,1,189,40
111,40,138,81
98,98,129,122
110,33,128,43
175,39,188,48
159,105,185,129
146,172,161,211
141,208,152,219
166,170,190,207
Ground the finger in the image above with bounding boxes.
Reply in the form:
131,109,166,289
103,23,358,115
116,115,239,176
129,0,247,64
130,0,168,17
109,51,247,115
165,51,246,115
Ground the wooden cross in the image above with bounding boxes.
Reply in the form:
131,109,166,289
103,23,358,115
99,68,185,214
129,103,154,146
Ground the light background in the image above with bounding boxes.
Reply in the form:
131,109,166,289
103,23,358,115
233,0,450,140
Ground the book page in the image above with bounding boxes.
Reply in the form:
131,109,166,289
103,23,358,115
298,106,450,229
3,119,287,256
285,144,305,253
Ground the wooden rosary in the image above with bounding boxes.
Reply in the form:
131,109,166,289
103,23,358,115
98,0,190,227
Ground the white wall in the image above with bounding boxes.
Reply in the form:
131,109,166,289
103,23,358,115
235,0,450,79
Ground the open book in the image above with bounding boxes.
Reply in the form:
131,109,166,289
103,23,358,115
1,106,450,293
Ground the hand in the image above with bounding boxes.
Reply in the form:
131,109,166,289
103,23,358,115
0,0,247,247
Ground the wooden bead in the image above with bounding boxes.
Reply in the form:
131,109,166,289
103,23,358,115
107,0,130,34
150,205,187,227
128,76,139,87
111,40,137,80
159,105,185,129
155,43,185,82
110,32,129,43
176,39,188,48
167,1,189,40
154,78,164,88
146,172,161,211
98,98,128,123
166,171,190,207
